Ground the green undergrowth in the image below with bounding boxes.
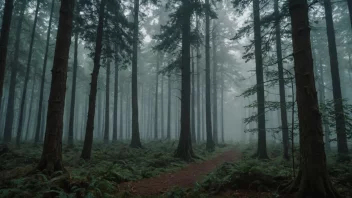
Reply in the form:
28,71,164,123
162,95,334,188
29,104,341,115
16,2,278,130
0,141,231,198
164,143,352,198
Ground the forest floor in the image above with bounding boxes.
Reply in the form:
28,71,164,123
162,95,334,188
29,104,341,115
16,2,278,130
117,149,239,196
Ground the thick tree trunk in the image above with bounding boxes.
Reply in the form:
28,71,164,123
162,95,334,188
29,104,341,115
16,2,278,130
81,0,106,160
274,0,289,160
323,0,349,155
205,0,214,151
253,0,268,159
154,54,159,140
283,0,340,197
37,0,75,174
191,50,196,143
16,0,41,146
35,0,54,144
0,0,14,102
3,0,26,143
113,50,119,142
104,59,110,143
175,0,194,161
68,21,79,146
130,0,142,148
212,26,218,145
167,75,171,140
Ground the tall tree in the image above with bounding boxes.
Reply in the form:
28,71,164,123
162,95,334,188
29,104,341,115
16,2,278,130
81,0,107,160
212,23,218,144
174,0,194,161
35,0,55,144
161,74,165,139
347,0,352,30
196,17,201,143
167,74,171,140
0,0,14,102
68,6,80,146
154,54,160,139
274,0,289,160
283,0,340,196
113,48,119,142
191,50,196,143
37,0,75,173
253,0,268,159
205,0,214,151
3,0,26,143
16,0,41,146
130,0,142,148
220,64,224,143
104,59,111,143
323,0,349,155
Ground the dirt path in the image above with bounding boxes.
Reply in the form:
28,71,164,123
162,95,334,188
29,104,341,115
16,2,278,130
117,149,239,196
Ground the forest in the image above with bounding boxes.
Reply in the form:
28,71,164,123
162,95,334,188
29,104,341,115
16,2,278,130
0,0,351,197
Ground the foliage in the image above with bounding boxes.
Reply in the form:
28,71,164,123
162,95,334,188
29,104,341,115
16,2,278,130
0,141,230,198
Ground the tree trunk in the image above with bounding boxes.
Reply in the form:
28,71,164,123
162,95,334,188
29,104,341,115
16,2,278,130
212,25,218,145
317,53,331,151
119,83,124,140
0,0,14,102
323,0,349,155
81,0,106,160
167,75,171,140
253,0,268,159
196,17,201,143
35,0,54,144
347,0,352,30
161,74,165,139
174,0,194,161
16,0,41,146
191,50,196,143
37,0,75,174
104,59,110,143
205,0,214,151
283,0,340,197
130,0,142,148
24,79,36,141
113,49,119,142
3,0,26,143
274,0,289,160
154,54,160,140
220,64,224,143
68,17,79,146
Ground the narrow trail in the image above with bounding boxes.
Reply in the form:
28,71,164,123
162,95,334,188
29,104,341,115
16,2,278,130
117,149,239,196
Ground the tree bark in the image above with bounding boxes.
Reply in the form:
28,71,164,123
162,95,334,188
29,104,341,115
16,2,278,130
16,0,41,146
253,0,268,159
283,0,340,197
119,83,124,140
113,49,119,142
196,16,201,143
81,0,106,160
212,25,218,145
274,0,289,160
220,64,224,143
323,0,349,155
3,0,26,143
205,0,214,151
104,59,110,143
161,74,165,139
130,0,142,148
37,0,75,174
174,0,194,161
0,0,14,102
24,79,36,141
68,16,79,146
35,0,54,144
